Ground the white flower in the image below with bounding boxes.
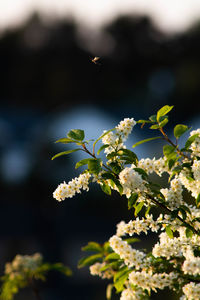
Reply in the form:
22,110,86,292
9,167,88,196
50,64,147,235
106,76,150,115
182,282,200,300
53,173,91,201
119,167,145,193
129,270,177,293
109,235,145,269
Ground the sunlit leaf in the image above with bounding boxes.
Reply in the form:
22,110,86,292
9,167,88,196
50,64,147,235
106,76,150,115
132,136,162,148
67,129,85,141
157,105,174,122
51,149,81,160
174,124,190,139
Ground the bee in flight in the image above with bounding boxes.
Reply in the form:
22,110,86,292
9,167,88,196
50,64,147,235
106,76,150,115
91,56,101,65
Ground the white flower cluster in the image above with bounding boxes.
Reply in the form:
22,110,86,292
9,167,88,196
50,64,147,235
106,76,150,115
119,167,145,198
120,287,146,300
138,157,168,176
160,177,183,209
116,215,160,237
89,262,113,279
109,235,145,269
189,129,200,157
5,253,42,279
129,270,178,293
179,169,200,199
102,118,136,154
116,118,136,140
182,282,200,300
53,173,91,201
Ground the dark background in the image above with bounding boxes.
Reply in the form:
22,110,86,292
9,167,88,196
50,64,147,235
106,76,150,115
0,12,200,299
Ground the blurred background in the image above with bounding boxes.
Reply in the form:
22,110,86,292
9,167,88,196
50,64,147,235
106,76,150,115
0,1,200,299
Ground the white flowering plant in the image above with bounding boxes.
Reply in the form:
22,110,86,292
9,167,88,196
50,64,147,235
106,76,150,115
52,105,200,300
0,253,71,300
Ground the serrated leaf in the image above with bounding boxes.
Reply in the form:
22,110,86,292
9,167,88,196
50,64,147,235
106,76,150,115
51,149,81,160
101,182,111,195
174,124,189,139
78,254,103,268
196,193,200,208
132,136,162,148
185,134,199,149
97,144,109,155
55,138,76,144
134,201,144,216
75,158,93,169
128,193,138,210
165,225,173,238
82,242,103,253
105,253,120,261
88,158,102,174
67,129,85,141
157,105,174,122
185,228,193,238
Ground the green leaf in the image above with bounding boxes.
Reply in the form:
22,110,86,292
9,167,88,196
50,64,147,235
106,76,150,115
105,253,120,261
106,284,113,300
185,134,199,149
137,119,152,124
124,237,140,244
82,242,103,253
132,136,162,148
150,124,160,130
78,254,103,268
179,208,187,221
108,162,122,174
114,267,131,293
149,115,157,122
128,193,138,210
101,173,123,195
93,129,115,149
163,145,175,157
165,225,173,238
185,228,193,238
134,168,148,179
159,117,168,128
101,182,111,195
67,129,85,141
157,105,174,122
134,201,144,216
196,193,200,208
88,158,102,174
174,124,189,139
55,138,76,144
145,205,151,217
97,144,109,155
75,158,93,169
117,149,138,165
51,149,81,160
